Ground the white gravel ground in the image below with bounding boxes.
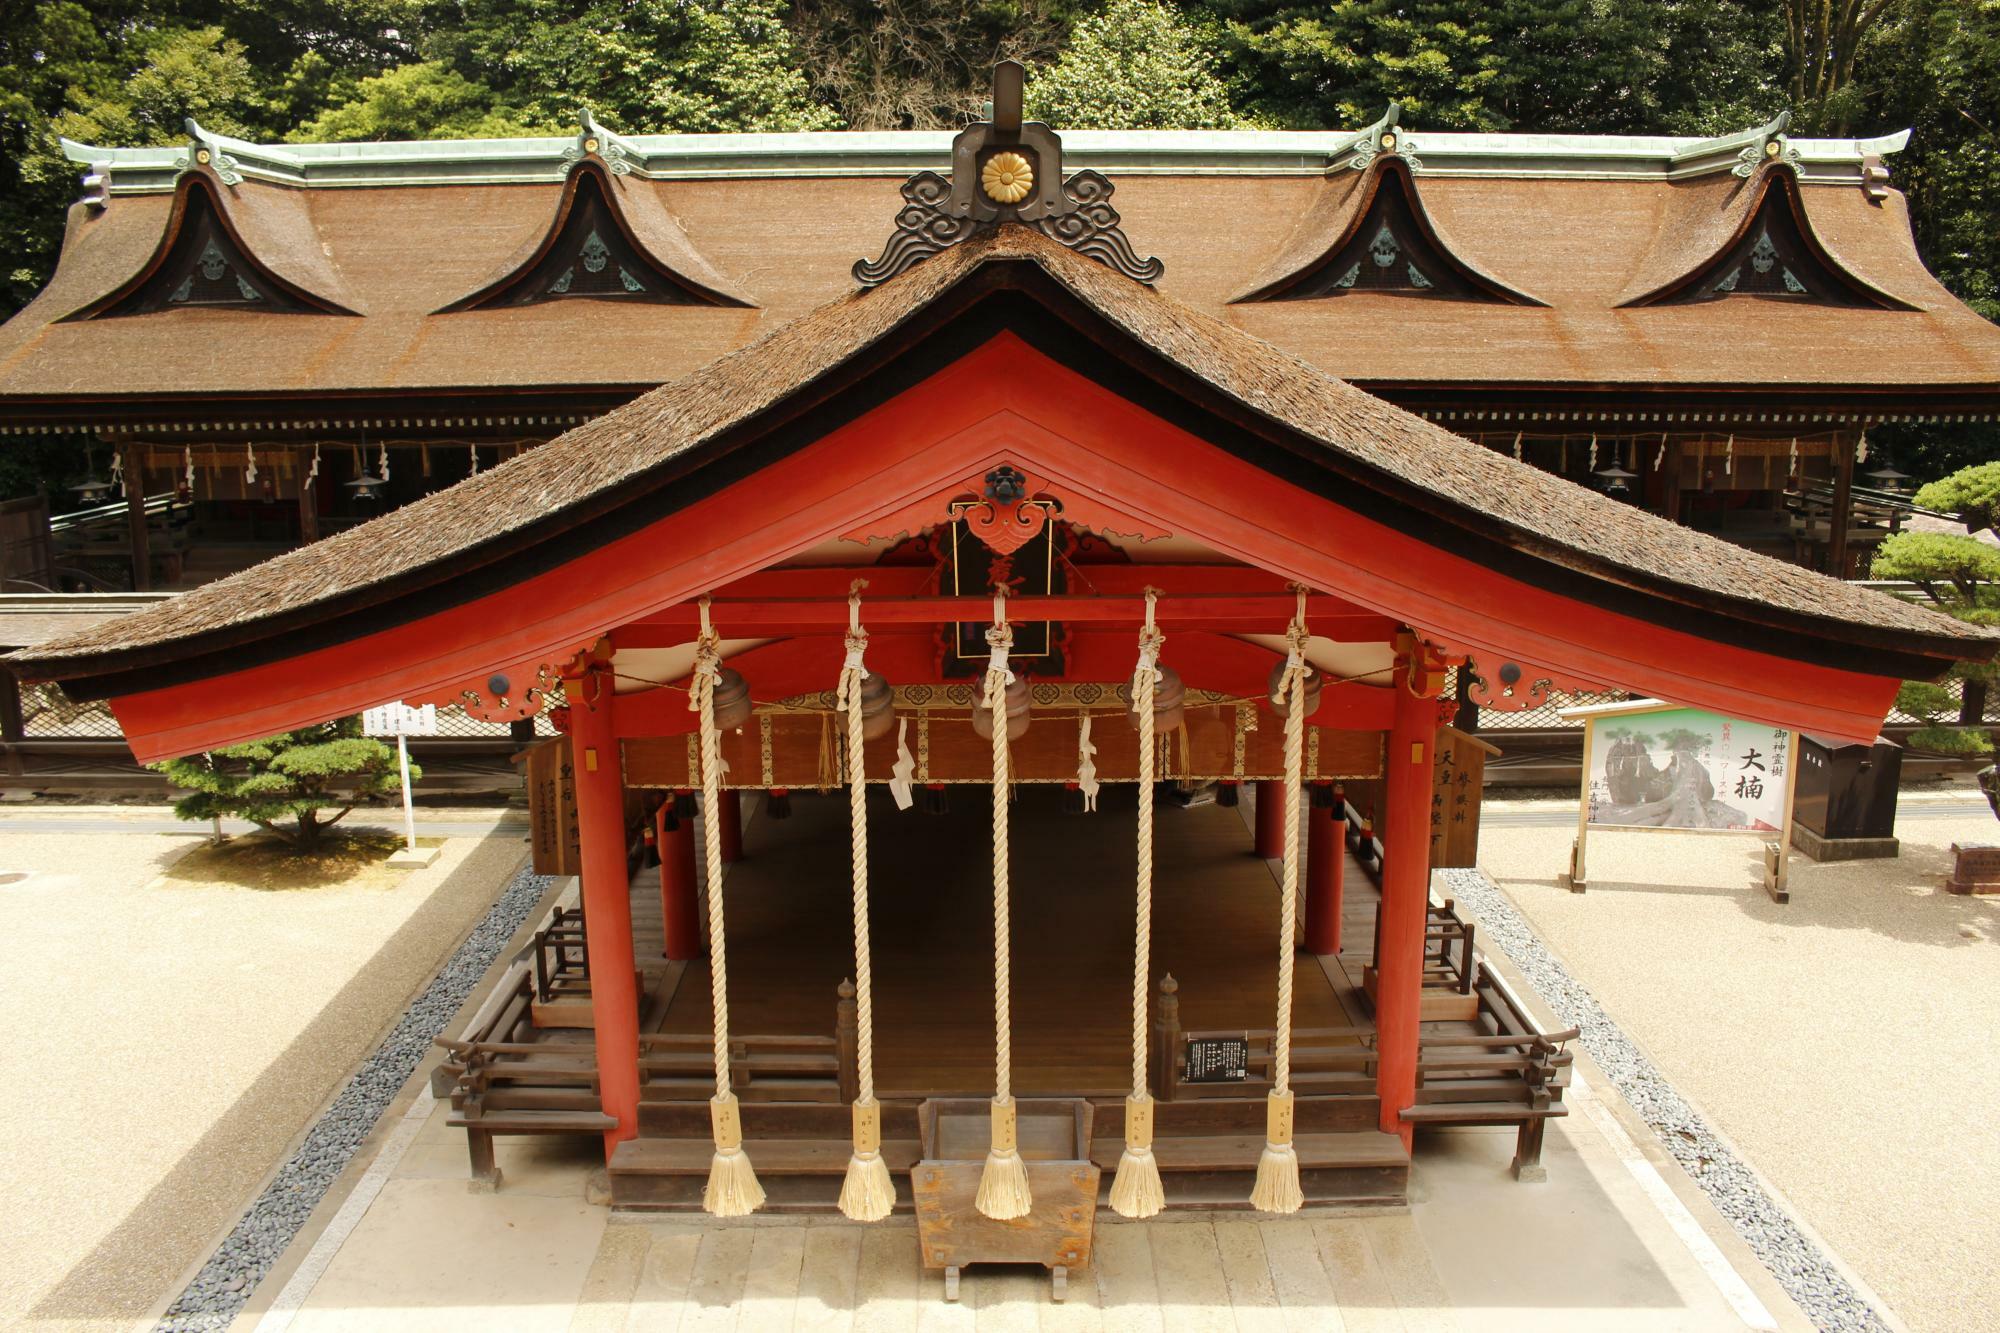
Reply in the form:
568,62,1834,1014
1473,795,2000,1333
0,811,527,1332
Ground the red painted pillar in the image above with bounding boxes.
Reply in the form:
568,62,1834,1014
568,668,641,1156
1304,791,1343,956
717,788,743,864
1253,779,1286,859
657,805,701,962
1375,645,1438,1150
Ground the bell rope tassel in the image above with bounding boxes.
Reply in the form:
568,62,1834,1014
1250,1090,1304,1214
975,606,1033,1221
836,588,895,1222
690,605,764,1217
1111,598,1166,1219
1251,592,1311,1215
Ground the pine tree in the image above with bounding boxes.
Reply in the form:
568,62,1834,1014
152,717,416,852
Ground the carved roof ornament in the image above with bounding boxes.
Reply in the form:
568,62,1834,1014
174,118,242,186
563,108,640,177
853,61,1163,288
1335,104,1419,173
1732,110,1801,177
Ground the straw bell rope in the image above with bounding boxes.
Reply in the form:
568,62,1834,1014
1251,587,1311,1215
1111,590,1167,1219
836,583,895,1222
975,592,1033,1221
690,598,764,1217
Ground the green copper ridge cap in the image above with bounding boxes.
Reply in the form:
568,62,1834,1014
60,114,1914,197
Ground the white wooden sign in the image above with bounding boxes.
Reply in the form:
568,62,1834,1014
362,702,438,738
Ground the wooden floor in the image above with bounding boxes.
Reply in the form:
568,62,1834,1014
642,786,1365,1098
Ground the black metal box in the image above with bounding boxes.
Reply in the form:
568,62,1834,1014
1795,734,1901,840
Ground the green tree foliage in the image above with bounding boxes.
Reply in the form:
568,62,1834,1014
293,62,535,141
417,0,838,134
1202,0,1777,132
791,0,1077,130
1026,0,1237,129
152,716,416,851
1871,525,2000,735
1912,461,2000,533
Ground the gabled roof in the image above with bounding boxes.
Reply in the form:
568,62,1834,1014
3,126,1996,429
439,159,752,311
1617,164,1911,309
10,226,1988,698
1231,156,1543,305
59,168,361,320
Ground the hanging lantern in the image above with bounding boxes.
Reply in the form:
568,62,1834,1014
921,783,950,815
856,670,895,741
971,674,1031,740
765,788,792,819
709,666,752,731
1263,659,1322,718
673,788,698,819
1216,780,1241,808
1127,663,1185,733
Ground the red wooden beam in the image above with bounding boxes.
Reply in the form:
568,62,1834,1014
615,593,1391,641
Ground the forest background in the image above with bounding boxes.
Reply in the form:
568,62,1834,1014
2,0,1995,488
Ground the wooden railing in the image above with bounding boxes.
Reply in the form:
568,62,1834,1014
532,906,588,1002
637,980,857,1104
1405,959,1578,1179
431,953,613,1185
1148,974,1378,1103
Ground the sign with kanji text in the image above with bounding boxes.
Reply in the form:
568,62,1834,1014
1581,705,1789,831
362,703,438,738
1182,1036,1250,1084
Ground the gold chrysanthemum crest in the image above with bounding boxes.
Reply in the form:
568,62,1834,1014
982,152,1034,204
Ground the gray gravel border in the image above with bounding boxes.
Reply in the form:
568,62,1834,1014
157,865,554,1332
1439,866,1890,1333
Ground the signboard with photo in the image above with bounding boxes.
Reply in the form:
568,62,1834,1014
1562,698,1800,903
1583,706,1789,832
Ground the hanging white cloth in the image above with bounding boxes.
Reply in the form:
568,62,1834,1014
1077,714,1100,812
888,717,916,811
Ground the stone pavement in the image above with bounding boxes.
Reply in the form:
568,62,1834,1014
245,1063,1808,1333
1476,789,2000,1333
0,808,528,1332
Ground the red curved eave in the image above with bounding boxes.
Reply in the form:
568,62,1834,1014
104,335,1898,759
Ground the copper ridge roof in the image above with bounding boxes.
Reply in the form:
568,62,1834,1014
10,226,1989,682
4,133,2000,424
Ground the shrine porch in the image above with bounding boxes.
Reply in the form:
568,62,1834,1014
611,784,1406,1210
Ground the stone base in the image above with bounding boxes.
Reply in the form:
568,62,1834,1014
1948,842,2000,895
1791,825,1899,863
387,844,442,869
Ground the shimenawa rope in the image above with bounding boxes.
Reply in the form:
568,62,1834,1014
975,592,1033,1220
1111,590,1167,1218
836,584,894,1221
691,598,764,1216
1251,588,1311,1214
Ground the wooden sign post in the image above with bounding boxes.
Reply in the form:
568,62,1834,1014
363,701,439,868
1564,699,1799,904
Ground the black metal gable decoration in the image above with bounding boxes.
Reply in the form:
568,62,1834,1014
853,62,1164,289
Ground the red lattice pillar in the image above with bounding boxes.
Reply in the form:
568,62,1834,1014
1304,788,1344,956
1254,779,1286,859
1375,645,1439,1150
657,805,701,962
568,668,641,1155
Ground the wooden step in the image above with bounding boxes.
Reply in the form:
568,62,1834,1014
611,1136,924,1177
451,1087,603,1114
449,1108,617,1135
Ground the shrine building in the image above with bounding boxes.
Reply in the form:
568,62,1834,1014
4,70,1998,1246
4,95,2000,599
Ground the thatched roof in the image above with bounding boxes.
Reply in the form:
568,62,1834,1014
4,150,1998,423
9,225,1990,687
